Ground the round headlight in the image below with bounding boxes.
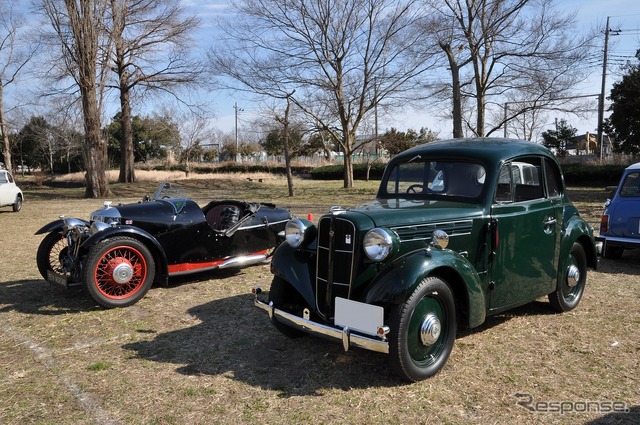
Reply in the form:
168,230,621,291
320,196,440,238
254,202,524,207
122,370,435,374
285,219,307,248
363,228,394,262
90,221,109,234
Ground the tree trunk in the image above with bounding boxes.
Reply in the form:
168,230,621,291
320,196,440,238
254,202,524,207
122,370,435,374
64,0,110,198
81,84,110,197
342,132,354,189
283,100,294,197
118,88,135,182
440,43,464,138
0,84,12,172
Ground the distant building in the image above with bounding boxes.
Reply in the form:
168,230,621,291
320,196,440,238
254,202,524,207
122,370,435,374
565,133,612,158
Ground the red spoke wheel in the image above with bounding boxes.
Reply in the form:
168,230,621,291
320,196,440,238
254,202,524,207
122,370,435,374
84,236,155,308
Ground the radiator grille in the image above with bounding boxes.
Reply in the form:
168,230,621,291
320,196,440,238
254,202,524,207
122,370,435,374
315,216,357,318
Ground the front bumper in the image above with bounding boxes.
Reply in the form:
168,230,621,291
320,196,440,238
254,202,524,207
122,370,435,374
252,289,389,354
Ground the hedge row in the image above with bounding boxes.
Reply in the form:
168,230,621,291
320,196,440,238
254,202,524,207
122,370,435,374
561,163,627,187
309,162,387,180
309,162,629,186
142,161,629,186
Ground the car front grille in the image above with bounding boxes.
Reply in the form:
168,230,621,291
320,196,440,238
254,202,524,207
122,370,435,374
315,215,357,319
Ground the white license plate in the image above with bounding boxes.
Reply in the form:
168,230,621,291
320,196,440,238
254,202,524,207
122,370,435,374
334,297,384,336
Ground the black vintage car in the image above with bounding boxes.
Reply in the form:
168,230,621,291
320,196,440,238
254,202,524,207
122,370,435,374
36,183,291,308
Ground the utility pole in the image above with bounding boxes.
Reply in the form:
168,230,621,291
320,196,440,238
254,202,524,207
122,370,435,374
234,102,243,162
597,17,610,162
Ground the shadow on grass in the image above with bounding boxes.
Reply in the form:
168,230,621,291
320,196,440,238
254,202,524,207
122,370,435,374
0,279,97,315
122,294,568,396
597,249,640,276
123,293,402,395
584,405,640,425
0,269,243,315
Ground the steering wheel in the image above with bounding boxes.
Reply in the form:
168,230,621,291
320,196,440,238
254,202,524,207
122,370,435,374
406,184,424,194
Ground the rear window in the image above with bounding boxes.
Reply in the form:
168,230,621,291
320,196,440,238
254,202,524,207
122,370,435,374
619,171,640,197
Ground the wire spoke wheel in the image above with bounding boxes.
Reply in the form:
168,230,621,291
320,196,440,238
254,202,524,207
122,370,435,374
37,231,70,279
93,245,147,298
84,237,155,308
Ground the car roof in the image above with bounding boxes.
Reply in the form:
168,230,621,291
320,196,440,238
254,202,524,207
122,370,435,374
392,137,555,165
624,162,640,171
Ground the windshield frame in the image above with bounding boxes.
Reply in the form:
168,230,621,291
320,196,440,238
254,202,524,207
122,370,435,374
378,158,487,203
152,182,189,214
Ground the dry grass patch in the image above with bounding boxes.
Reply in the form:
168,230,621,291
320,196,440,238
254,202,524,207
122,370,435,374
0,176,638,424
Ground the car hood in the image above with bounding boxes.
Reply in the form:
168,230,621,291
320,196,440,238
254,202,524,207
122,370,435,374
91,199,200,224
350,198,485,228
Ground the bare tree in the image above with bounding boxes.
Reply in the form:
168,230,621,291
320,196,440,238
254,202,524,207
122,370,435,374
211,0,438,188
428,0,596,137
105,0,201,183
0,1,36,172
42,0,110,197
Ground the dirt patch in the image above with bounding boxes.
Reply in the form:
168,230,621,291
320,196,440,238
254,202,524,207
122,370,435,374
0,178,637,424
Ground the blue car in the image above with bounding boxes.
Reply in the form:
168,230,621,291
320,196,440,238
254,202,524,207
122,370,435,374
598,162,640,259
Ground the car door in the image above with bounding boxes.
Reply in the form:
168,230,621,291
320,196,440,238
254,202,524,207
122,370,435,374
488,156,560,312
0,171,13,206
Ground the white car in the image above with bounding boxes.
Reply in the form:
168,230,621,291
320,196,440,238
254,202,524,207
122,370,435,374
0,169,23,212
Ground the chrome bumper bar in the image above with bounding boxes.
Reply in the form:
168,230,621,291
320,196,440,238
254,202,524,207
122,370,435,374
253,290,389,354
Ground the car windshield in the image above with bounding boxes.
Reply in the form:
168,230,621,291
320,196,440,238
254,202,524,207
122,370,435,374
382,159,486,200
619,171,640,197
152,182,189,213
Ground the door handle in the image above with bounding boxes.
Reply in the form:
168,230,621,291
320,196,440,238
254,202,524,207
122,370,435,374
544,218,557,226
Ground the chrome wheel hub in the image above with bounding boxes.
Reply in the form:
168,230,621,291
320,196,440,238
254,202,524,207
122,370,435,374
566,265,580,288
112,263,134,284
420,313,441,346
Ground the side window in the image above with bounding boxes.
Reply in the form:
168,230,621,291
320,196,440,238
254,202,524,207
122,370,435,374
0,173,7,184
619,171,640,197
543,158,562,198
495,158,545,203
495,164,512,203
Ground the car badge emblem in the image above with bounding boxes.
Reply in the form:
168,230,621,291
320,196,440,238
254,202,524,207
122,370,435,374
125,220,133,225
345,234,352,244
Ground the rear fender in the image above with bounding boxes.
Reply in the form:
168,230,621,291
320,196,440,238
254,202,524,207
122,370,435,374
361,248,486,328
562,215,598,271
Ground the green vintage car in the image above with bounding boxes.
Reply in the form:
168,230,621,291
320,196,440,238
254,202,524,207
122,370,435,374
253,138,598,382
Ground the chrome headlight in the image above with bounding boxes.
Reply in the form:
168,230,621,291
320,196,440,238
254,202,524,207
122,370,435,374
62,217,88,232
285,219,314,248
363,228,394,262
430,229,449,249
90,221,110,234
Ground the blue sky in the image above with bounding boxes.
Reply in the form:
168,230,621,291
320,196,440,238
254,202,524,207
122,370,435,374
188,0,640,140
7,1,639,140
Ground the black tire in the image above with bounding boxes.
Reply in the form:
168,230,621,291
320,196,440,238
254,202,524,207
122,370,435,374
389,277,456,382
36,231,70,280
549,242,587,312
12,195,22,212
83,236,155,308
268,276,307,338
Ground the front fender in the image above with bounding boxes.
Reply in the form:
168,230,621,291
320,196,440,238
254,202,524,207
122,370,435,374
80,226,169,277
35,219,90,235
361,248,486,328
270,242,316,309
